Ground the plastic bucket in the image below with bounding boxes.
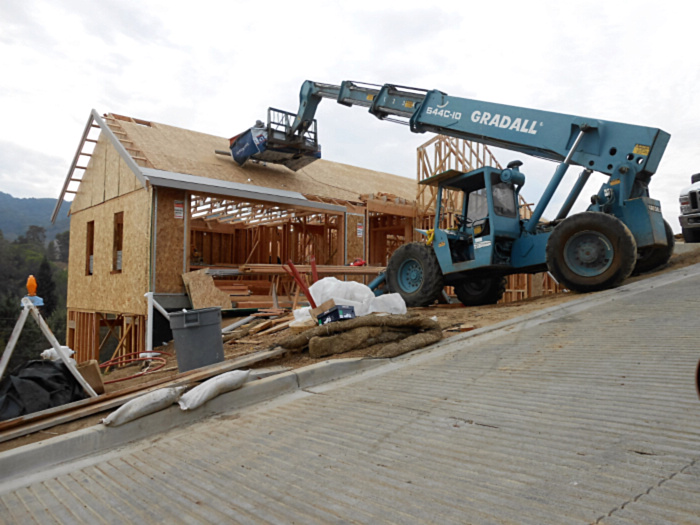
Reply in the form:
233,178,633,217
169,307,224,373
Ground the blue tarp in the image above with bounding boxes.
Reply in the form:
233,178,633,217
229,124,321,172
230,126,268,167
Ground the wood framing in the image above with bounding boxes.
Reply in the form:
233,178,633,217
59,111,422,361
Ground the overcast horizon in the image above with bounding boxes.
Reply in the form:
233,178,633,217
2,0,698,232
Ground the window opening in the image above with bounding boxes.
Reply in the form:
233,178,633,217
113,212,124,272
86,221,95,275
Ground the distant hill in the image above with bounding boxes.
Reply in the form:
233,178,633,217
0,192,71,241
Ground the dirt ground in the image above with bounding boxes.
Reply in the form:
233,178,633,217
3,240,699,452
109,239,700,378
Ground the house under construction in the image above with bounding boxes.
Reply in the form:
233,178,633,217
52,111,559,364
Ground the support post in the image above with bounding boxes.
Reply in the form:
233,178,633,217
0,307,30,379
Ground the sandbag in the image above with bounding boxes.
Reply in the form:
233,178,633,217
102,386,186,427
178,370,250,411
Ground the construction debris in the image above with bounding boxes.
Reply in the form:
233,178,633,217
278,313,442,359
181,269,232,310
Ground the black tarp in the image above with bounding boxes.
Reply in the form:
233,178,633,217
0,360,87,422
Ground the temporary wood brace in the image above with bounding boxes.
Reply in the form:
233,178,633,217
0,298,98,397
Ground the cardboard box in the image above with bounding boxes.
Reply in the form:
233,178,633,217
317,305,356,325
77,359,105,395
309,299,337,321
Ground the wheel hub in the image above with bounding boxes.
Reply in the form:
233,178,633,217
563,230,613,277
398,259,423,293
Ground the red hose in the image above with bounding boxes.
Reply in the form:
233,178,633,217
100,351,173,384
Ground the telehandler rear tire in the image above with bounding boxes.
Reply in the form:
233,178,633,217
386,243,444,307
546,212,637,293
632,219,674,275
453,277,506,306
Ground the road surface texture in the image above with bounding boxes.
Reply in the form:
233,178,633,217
2,264,700,524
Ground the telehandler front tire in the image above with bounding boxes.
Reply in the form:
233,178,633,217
386,243,444,307
546,212,637,293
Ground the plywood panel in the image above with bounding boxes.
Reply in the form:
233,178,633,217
67,189,151,316
104,140,121,201
182,269,232,309
345,213,366,264
71,132,144,214
155,187,187,293
118,154,140,194
89,136,107,206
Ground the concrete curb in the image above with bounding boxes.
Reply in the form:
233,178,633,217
0,358,387,490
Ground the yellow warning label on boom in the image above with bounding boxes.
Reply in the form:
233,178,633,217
633,144,650,156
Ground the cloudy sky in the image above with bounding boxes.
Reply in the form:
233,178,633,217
1,0,698,231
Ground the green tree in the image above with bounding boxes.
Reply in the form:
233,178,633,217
48,307,66,348
36,256,58,317
47,240,58,261
25,225,46,246
55,230,70,263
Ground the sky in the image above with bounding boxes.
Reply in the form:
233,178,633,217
1,0,698,231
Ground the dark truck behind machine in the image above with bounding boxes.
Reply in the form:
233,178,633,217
679,173,700,243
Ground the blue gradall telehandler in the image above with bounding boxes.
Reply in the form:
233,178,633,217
231,81,674,307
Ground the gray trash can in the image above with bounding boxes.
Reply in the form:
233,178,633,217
169,307,224,373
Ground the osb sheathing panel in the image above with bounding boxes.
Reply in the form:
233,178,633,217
181,269,232,310
119,153,140,194
114,118,417,202
67,189,151,316
71,133,144,214
346,213,366,264
155,187,187,294
104,141,121,201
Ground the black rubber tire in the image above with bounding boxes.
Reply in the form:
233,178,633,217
633,219,675,275
453,277,506,306
546,212,637,293
682,227,700,243
386,242,444,307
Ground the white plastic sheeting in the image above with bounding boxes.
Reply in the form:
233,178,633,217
293,277,406,321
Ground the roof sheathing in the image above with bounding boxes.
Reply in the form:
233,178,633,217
116,117,417,202
51,110,148,222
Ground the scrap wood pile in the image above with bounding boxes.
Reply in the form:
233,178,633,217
277,313,442,359
183,264,444,363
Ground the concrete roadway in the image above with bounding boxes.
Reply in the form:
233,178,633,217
2,263,700,524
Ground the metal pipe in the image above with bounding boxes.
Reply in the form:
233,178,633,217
152,297,171,321
525,129,587,233
555,169,593,220
144,292,154,357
